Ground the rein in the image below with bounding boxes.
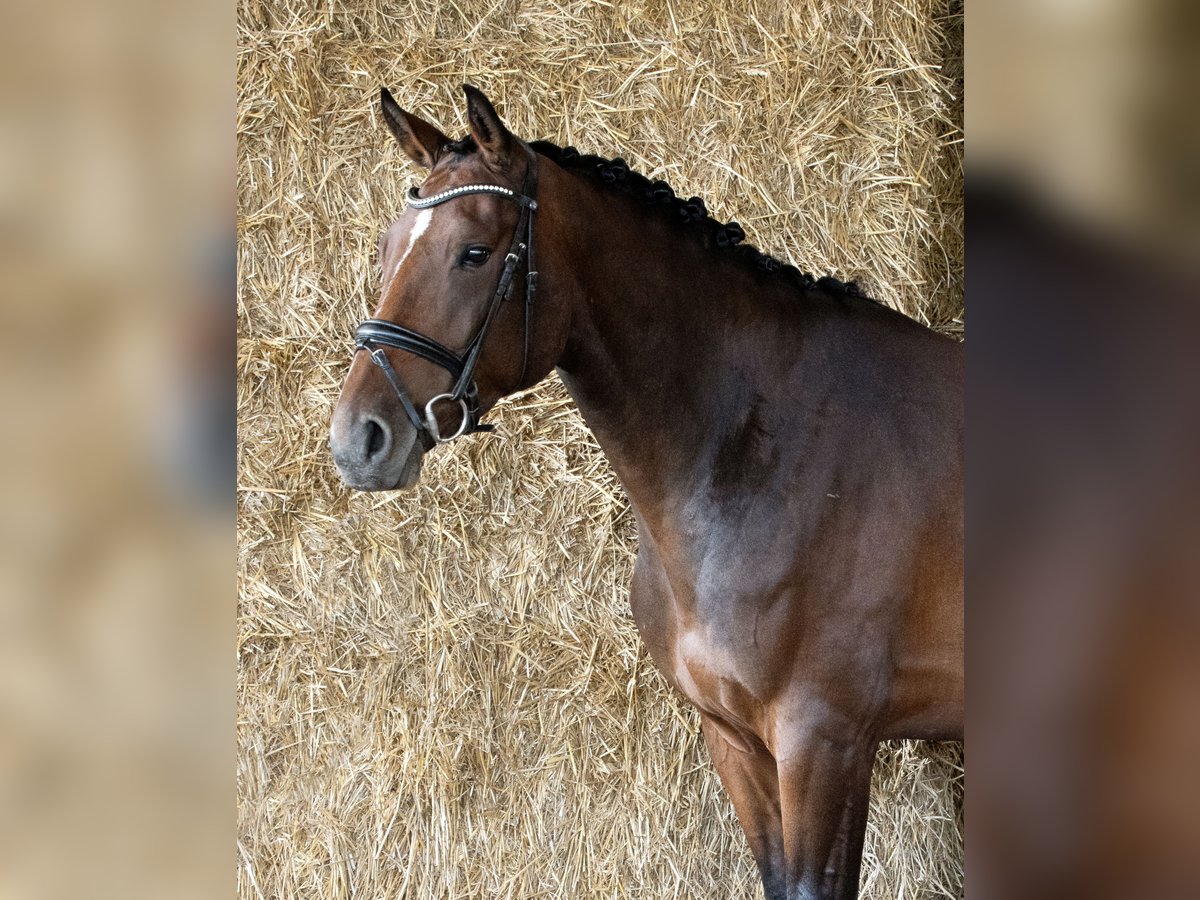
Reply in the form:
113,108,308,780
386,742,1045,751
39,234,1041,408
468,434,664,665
354,146,540,450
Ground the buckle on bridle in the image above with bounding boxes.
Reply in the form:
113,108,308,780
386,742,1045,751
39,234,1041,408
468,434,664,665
424,393,472,443
505,242,526,267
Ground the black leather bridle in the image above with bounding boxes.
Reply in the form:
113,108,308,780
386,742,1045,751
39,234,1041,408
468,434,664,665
354,146,539,451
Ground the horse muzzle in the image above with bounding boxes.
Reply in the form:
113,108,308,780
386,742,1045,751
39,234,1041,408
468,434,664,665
329,404,425,491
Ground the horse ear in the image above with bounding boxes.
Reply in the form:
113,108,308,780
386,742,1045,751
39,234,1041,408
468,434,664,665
380,87,448,169
462,84,514,169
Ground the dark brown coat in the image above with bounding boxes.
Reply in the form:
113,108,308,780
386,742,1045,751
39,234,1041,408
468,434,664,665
330,86,963,900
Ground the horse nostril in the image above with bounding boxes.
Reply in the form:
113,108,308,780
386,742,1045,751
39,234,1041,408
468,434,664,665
364,417,389,461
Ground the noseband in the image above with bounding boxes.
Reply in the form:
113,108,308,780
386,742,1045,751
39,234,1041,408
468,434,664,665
354,147,539,451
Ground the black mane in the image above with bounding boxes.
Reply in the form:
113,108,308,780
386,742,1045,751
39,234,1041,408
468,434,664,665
528,140,869,301
437,133,870,300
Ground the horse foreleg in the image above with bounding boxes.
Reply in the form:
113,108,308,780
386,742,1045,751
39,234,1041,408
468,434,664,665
776,729,875,900
700,715,787,900
824,749,874,899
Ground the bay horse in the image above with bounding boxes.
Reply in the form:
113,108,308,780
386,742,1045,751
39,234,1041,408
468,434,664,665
329,85,963,900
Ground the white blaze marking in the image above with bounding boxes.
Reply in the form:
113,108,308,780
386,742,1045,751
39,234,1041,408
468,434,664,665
388,208,432,284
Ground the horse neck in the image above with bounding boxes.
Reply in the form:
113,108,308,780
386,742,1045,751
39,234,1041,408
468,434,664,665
542,167,809,510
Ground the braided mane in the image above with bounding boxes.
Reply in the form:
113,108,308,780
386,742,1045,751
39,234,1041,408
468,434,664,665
527,140,870,301
440,134,871,301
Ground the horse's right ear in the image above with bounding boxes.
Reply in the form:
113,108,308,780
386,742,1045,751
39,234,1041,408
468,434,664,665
379,87,448,169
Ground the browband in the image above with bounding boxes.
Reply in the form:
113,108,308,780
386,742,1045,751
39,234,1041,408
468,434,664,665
407,183,536,211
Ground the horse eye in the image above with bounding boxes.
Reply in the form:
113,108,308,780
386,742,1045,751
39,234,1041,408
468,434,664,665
461,246,491,267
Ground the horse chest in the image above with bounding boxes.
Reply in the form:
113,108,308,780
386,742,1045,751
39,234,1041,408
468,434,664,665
632,573,765,731
672,628,768,746
673,628,746,703
629,532,783,744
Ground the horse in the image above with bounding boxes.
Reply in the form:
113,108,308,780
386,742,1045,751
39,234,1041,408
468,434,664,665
329,84,963,900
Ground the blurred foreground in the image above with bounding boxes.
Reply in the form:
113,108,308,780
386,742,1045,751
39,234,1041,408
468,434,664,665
971,0,1200,897
0,0,229,897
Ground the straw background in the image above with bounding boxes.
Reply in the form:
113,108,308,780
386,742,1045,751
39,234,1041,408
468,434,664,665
237,0,963,897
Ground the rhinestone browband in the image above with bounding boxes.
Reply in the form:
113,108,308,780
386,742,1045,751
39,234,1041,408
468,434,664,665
407,184,535,210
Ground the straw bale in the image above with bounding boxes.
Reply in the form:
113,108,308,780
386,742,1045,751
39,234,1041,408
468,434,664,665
237,0,963,896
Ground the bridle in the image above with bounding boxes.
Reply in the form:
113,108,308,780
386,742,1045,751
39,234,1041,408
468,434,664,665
354,146,540,451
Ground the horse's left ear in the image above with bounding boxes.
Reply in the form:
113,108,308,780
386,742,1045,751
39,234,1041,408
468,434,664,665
462,84,514,170
380,87,448,169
